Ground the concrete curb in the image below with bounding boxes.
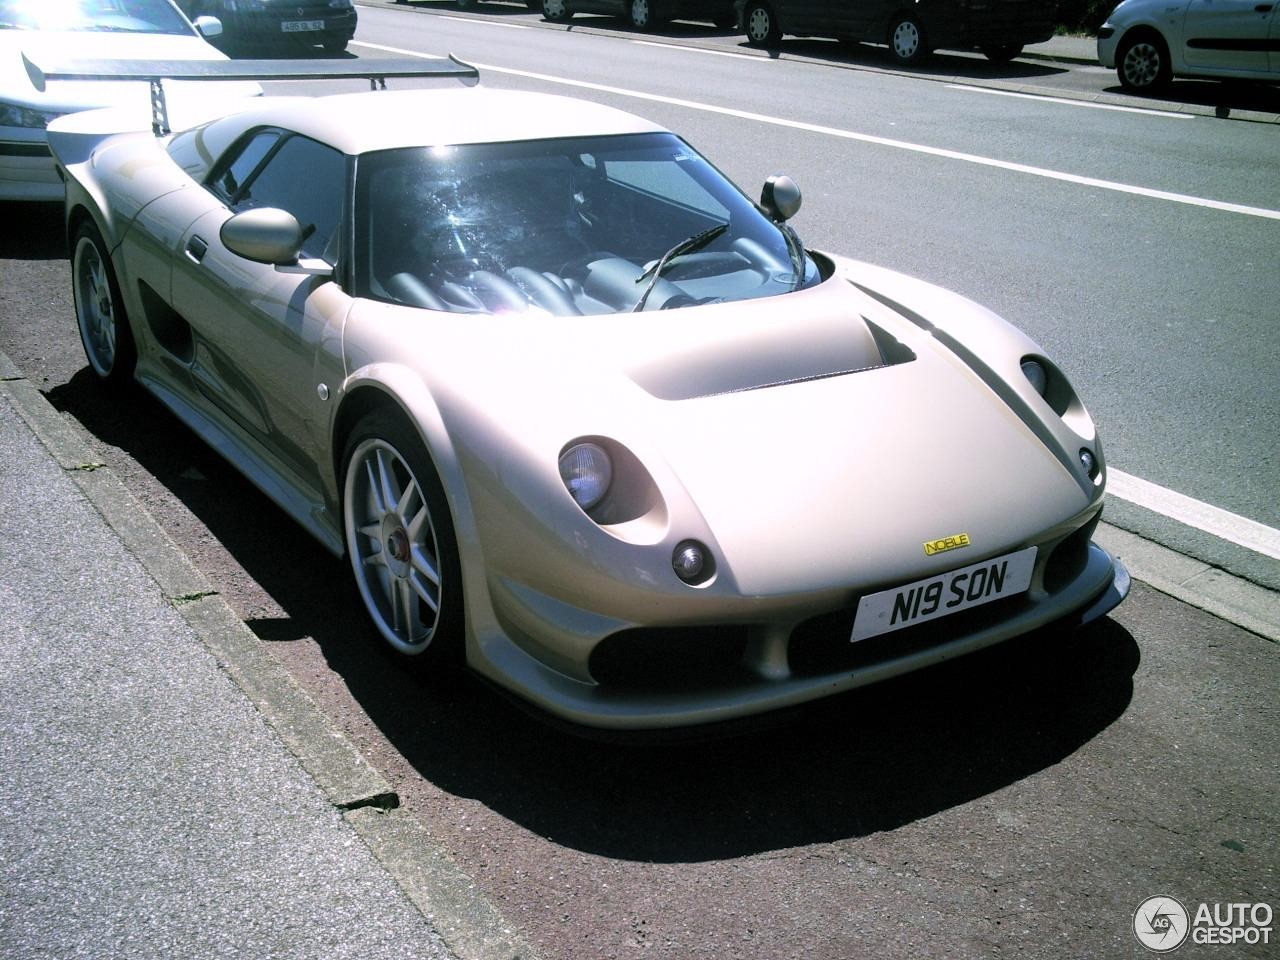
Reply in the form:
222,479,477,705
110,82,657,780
353,1,1280,125
0,352,538,960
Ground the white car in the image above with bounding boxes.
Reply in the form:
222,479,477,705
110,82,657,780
1097,0,1280,91
0,0,255,200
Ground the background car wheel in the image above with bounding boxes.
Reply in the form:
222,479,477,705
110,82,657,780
455,0,474,9
71,221,135,387
627,0,657,30
742,1,779,46
1116,31,1171,91
981,43,1021,63
322,37,348,53
888,13,928,64
342,411,464,664
542,0,573,21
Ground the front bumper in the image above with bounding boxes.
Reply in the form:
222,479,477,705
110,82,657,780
468,523,1130,731
0,134,61,201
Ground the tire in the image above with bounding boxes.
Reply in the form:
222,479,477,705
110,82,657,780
341,411,464,664
1116,31,1171,91
455,0,474,9
322,37,349,54
627,0,659,30
71,221,136,387
542,0,573,21
742,1,779,46
981,43,1021,63
887,13,928,65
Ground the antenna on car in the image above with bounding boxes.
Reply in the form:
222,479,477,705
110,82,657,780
21,54,479,137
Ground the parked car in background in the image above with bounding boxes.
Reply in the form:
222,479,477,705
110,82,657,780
735,0,1057,63
174,0,357,54
1097,0,1280,92
541,0,736,32
0,0,250,200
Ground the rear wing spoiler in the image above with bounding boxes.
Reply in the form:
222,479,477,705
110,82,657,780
22,54,479,136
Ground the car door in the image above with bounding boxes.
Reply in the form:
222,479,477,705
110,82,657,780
171,129,351,492
1181,0,1271,72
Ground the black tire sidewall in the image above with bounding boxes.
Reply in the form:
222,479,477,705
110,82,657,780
72,220,136,387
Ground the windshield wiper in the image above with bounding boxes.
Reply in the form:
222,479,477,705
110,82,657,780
631,222,728,312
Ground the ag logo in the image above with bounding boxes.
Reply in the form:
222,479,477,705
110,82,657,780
1134,896,1190,952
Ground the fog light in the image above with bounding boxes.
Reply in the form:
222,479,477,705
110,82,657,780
672,540,707,583
1079,448,1096,476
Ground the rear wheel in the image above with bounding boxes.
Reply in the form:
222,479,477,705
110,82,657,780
542,0,573,21
71,221,135,387
341,411,464,664
1116,31,1171,91
742,1,779,46
627,0,659,29
888,13,928,64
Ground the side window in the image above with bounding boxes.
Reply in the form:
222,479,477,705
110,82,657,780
604,157,727,220
234,135,347,262
211,130,279,202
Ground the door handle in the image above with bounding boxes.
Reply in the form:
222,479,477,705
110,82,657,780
185,235,208,263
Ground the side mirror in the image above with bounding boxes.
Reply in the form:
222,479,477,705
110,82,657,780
222,207,307,264
193,15,223,39
760,175,802,222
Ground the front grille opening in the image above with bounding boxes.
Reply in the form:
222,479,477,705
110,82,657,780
1042,514,1099,594
589,625,751,691
787,594,1029,678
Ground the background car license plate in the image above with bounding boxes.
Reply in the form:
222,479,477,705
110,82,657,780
851,546,1037,642
282,20,324,32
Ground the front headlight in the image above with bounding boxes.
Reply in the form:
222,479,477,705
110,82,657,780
0,102,63,129
559,442,613,511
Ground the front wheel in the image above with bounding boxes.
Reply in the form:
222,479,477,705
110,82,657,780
71,221,136,387
742,1,779,46
542,0,573,22
1116,32,1171,91
981,43,1021,63
888,13,928,64
342,411,464,663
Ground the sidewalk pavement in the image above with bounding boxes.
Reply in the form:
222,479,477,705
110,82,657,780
0,352,533,960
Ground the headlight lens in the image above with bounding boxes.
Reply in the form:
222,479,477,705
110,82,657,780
0,102,63,129
559,442,612,511
1021,359,1048,396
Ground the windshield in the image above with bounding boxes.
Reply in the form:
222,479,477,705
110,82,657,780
0,0,194,33
354,133,820,316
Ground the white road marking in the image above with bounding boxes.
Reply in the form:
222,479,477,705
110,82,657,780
351,39,1280,559
629,40,764,61
947,84,1193,119
353,41,1280,222
1108,471,1280,561
435,14,530,28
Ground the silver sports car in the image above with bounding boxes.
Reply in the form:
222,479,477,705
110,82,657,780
44,56,1128,730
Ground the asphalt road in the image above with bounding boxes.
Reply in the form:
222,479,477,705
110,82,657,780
1,8,1278,959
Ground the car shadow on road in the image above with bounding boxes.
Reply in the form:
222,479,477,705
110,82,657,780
1102,79,1280,116
739,38,1070,80
0,202,65,260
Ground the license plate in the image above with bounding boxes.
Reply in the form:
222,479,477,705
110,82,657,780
851,546,1037,642
282,19,324,32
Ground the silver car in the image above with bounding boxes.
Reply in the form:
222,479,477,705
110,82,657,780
46,58,1128,731
1097,0,1280,91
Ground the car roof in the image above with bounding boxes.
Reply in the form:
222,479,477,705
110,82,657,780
217,86,666,155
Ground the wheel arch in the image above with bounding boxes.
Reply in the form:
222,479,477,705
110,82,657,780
331,369,481,566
